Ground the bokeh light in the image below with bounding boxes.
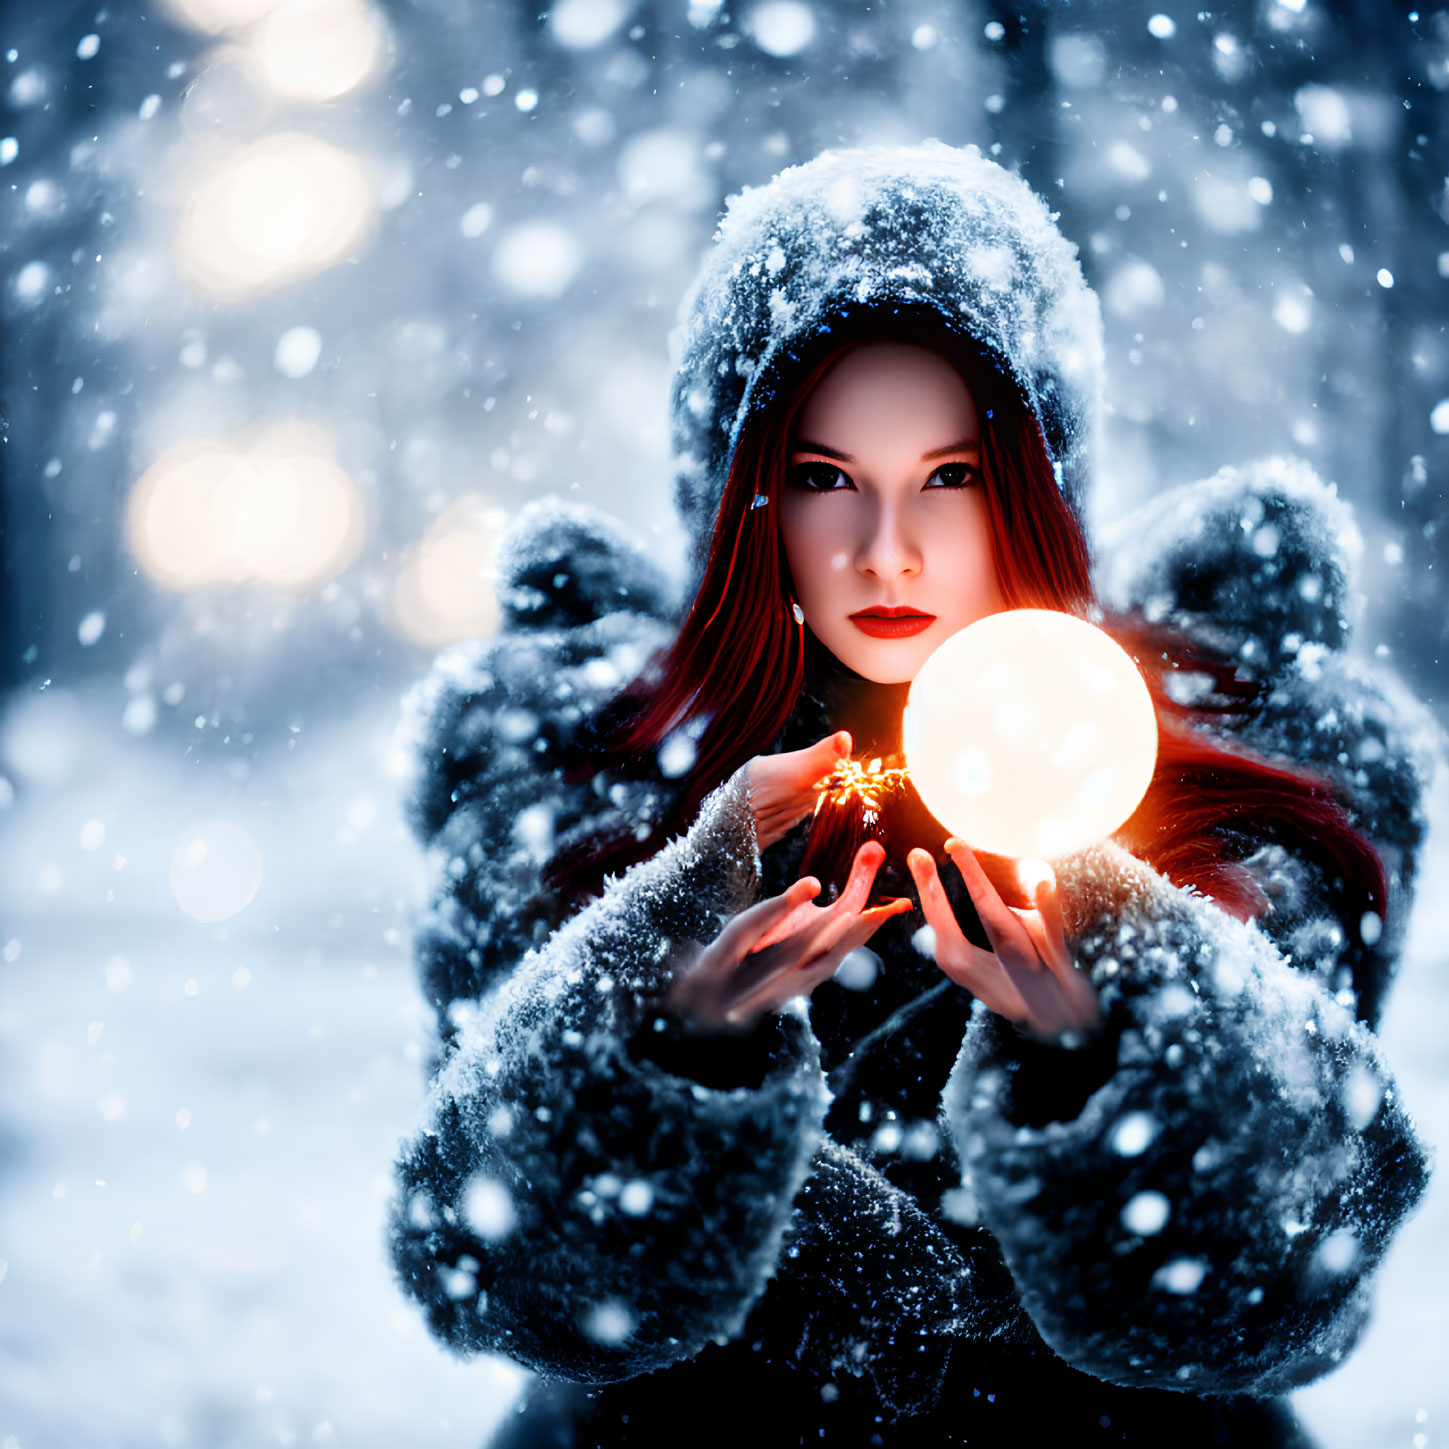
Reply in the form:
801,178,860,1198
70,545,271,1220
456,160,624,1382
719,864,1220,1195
745,1,816,57
249,0,384,101
904,610,1158,859
169,818,264,922
491,222,583,299
127,442,243,590
161,0,282,33
388,496,508,648
175,132,375,300
127,422,366,592
547,0,631,50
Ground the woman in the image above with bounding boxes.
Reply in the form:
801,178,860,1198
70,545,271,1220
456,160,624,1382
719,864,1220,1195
389,144,1433,1446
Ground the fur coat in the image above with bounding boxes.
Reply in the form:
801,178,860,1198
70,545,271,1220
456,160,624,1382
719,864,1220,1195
388,145,1436,1447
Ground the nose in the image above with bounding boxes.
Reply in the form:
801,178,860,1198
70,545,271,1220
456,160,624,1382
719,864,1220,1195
856,495,923,580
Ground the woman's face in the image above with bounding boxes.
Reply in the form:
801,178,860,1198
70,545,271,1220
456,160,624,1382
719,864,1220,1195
780,341,1006,685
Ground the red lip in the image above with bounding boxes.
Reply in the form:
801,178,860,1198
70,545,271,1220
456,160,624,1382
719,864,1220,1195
850,608,937,639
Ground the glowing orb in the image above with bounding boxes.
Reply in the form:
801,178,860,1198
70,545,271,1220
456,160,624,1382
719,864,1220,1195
903,610,1158,859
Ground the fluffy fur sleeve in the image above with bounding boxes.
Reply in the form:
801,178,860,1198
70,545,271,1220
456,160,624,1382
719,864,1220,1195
944,459,1437,1394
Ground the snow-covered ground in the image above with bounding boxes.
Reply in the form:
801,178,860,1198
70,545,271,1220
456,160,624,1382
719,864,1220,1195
0,692,526,1448
0,688,1444,1448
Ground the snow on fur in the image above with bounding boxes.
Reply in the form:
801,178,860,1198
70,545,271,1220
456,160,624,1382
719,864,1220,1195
390,773,830,1381
668,141,1104,585
945,843,1428,1396
1097,456,1363,672
1096,458,1443,1025
390,145,1433,1439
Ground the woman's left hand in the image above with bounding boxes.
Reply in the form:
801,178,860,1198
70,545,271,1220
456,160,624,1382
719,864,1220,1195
907,840,1100,1039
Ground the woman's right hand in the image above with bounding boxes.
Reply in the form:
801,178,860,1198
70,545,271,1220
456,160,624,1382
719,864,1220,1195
668,840,911,1030
745,729,854,850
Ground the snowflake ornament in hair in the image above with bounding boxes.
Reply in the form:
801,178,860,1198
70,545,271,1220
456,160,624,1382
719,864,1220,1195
668,141,1106,592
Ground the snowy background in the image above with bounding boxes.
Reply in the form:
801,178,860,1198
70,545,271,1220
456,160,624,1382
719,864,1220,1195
2,1,1446,1445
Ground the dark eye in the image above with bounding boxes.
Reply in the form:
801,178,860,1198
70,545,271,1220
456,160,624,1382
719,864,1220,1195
787,462,854,492
925,463,979,489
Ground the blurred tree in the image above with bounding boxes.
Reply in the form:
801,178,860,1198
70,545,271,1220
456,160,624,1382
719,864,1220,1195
1,0,1443,726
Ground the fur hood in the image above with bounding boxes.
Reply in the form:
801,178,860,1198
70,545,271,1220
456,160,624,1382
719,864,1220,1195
668,142,1104,581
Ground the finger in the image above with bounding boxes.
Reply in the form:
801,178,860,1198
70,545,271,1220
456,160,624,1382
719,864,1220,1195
751,881,831,953
707,877,820,965
1018,907,1071,985
1007,961,1075,1037
1016,856,1054,900
1016,870,1096,1030
1016,861,1073,977
802,891,910,971
1022,907,1098,1031
759,912,895,1009
670,876,827,1025
1058,968,1102,1032
987,908,1085,1037
1016,911,1096,1033
672,898,823,1025
944,838,1037,967
663,940,708,1015
749,732,850,818
752,734,852,836
834,840,886,916
906,849,970,953
931,929,1033,1020
907,848,1041,1015
719,938,812,1017
725,910,847,1018
790,737,850,801
812,728,853,770
728,880,900,1021
726,900,888,1022
732,934,828,1006
862,896,914,927
788,730,853,789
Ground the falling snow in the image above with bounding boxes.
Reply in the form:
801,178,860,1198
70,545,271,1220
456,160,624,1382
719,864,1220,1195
3,4,1447,1447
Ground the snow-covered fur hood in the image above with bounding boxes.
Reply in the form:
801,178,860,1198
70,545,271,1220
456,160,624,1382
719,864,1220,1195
668,141,1105,582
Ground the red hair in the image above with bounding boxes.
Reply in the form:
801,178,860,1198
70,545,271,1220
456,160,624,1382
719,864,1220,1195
556,317,1385,927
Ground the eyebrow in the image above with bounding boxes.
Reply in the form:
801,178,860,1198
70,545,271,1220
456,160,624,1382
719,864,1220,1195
789,437,981,463
922,438,981,460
